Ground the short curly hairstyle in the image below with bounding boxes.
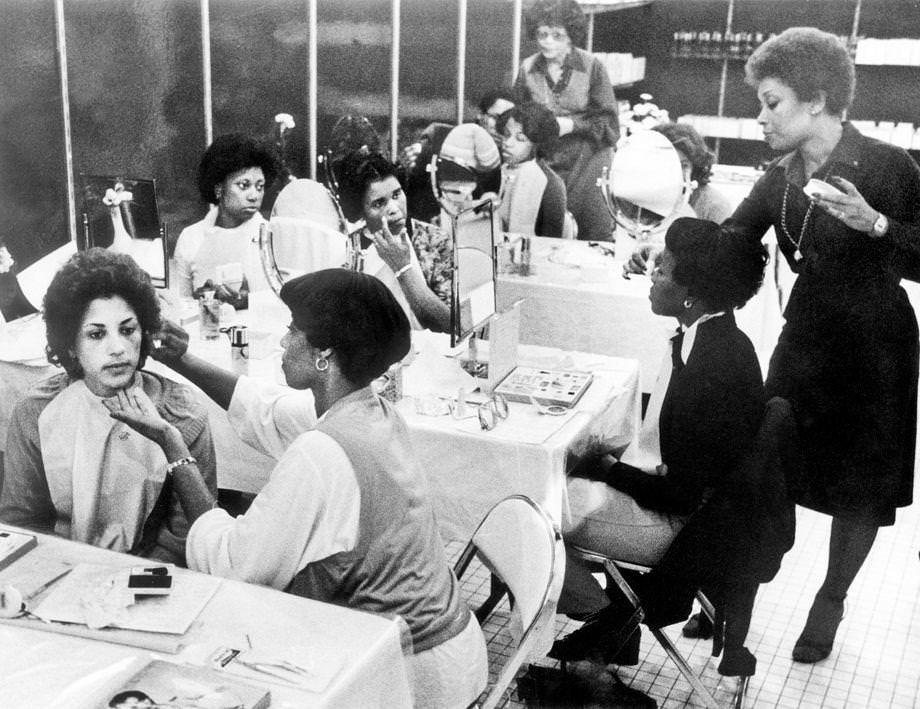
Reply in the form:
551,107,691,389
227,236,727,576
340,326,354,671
499,102,560,159
280,268,411,387
652,122,715,187
524,0,587,49
43,248,161,378
197,133,281,205
336,151,400,223
666,217,768,311
744,27,855,117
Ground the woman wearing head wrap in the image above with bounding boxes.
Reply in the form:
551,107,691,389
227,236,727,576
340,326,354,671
514,0,619,242
107,268,488,708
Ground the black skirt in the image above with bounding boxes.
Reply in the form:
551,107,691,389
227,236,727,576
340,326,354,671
766,273,918,525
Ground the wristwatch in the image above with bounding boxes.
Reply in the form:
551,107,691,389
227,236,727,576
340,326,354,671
871,212,889,238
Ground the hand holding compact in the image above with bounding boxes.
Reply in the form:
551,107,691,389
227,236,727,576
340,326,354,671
811,176,881,235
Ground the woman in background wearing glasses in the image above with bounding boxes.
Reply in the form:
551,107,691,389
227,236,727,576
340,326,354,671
514,0,619,242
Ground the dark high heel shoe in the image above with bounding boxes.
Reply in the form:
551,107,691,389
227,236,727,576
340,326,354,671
681,611,714,639
792,592,845,663
549,602,639,664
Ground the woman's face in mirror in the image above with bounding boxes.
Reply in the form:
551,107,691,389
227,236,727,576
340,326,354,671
75,295,142,397
536,25,571,61
756,77,816,153
501,117,535,167
649,248,688,318
217,166,265,228
363,175,407,234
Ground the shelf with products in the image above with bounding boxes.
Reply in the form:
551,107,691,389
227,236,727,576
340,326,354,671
677,114,920,152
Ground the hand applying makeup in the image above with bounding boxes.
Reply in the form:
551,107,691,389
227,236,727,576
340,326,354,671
370,217,413,274
811,176,886,237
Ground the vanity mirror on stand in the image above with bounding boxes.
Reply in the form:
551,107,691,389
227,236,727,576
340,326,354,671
597,129,693,247
258,178,352,295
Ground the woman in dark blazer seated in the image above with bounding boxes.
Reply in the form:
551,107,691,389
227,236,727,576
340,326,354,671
551,217,768,664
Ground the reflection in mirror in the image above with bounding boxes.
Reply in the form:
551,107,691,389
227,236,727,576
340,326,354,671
259,179,351,297
79,175,167,288
429,123,501,219
450,198,498,347
598,130,690,243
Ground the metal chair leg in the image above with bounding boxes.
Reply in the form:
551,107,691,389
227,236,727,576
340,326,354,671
475,573,508,624
697,590,716,624
650,627,721,709
731,675,750,708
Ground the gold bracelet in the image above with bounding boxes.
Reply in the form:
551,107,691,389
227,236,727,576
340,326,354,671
393,263,412,278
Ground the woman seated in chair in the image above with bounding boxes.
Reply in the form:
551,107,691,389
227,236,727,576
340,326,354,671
337,150,452,332
0,248,217,565
106,268,488,708
498,101,568,238
550,217,768,664
174,133,281,304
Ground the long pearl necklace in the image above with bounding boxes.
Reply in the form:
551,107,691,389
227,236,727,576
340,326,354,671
780,183,816,263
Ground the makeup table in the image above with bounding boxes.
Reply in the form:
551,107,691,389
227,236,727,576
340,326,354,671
0,525,413,708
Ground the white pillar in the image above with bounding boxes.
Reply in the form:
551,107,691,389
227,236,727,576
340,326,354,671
53,0,76,243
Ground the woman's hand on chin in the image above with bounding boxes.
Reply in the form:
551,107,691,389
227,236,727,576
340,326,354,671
104,387,174,448
371,219,413,273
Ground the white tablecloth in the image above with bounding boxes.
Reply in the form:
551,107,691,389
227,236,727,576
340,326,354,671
0,295,640,543
497,234,785,392
0,526,413,709
398,342,640,540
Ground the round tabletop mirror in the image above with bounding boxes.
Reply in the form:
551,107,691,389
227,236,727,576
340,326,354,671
259,178,352,296
599,129,689,242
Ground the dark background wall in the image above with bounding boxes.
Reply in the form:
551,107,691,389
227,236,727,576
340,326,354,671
1,0,917,276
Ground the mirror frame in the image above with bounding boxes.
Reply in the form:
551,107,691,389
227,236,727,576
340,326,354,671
597,130,692,242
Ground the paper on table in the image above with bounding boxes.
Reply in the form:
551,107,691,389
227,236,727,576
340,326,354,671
402,332,477,397
33,563,220,635
207,644,346,695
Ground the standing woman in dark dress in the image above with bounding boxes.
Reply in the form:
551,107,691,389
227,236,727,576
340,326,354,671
724,27,920,664
514,0,619,242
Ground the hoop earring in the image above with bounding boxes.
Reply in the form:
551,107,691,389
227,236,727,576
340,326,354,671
314,356,329,372
683,298,694,309
215,187,222,200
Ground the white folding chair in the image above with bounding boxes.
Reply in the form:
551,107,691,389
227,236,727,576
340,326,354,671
453,495,565,709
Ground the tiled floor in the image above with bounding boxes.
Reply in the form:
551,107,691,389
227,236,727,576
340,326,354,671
452,488,920,708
